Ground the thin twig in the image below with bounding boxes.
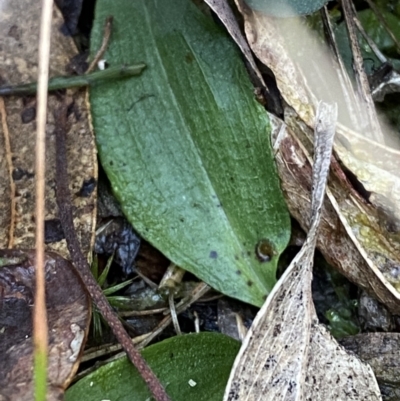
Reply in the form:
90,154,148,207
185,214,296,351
139,282,210,349
193,311,200,333
0,64,146,96
34,0,53,399
0,98,16,247
169,293,182,335
86,16,114,73
79,282,210,379
342,0,384,143
119,307,168,317
54,104,171,401
353,16,387,63
320,6,364,131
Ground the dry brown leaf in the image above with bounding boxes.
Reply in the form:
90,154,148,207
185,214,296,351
340,332,400,392
335,124,400,245
271,113,400,314
235,0,316,125
224,102,380,400
234,1,400,311
0,249,91,401
0,0,97,256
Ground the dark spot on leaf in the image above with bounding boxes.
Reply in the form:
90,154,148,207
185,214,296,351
273,323,281,337
209,250,218,259
234,255,239,260
185,52,194,63
288,380,296,393
77,177,96,197
255,238,275,262
247,280,253,287
236,270,241,275
264,355,276,370
21,107,36,123
127,94,155,111
109,160,114,166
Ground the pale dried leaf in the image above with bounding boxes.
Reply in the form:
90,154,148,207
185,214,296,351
305,324,381,400
223,103,382,401
223,243,314,400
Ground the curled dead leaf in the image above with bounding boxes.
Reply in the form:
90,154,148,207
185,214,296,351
225,103,381,400
272,112,400,314
0,249,91,401
233,0,400,312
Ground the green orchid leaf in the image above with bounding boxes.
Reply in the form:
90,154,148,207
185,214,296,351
66,333,240,401
90,0,290,307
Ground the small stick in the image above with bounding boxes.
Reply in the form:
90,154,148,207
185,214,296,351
0,64,146,96
86,16,114,73
320,6,364,131
34,0,53,399
0,98,16,247
341,0,384,143
168,293,182,335
54,104,171,401
353,17,387,63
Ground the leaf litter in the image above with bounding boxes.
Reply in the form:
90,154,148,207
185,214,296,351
0,1,96,399
224,102,382,400
0,0,97,256
0,250,91,401
227,0,400,314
